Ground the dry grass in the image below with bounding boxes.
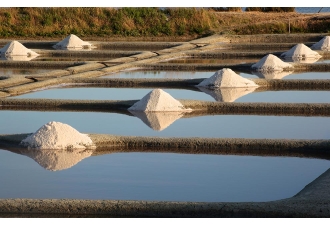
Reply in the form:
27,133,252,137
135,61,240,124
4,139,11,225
0,8,329,39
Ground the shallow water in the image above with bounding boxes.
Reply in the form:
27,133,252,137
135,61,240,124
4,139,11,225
241,71,330,80
10,87,330,104
0,111,329,139
0,149,328,202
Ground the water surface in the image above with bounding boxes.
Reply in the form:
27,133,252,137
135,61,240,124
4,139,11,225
0,111,329,139
10,87,330,104
0,149,328,202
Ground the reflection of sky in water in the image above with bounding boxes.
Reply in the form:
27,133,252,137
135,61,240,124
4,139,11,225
0,150,329,202
11,87,330,103
241,71,330,80
0,111,329,139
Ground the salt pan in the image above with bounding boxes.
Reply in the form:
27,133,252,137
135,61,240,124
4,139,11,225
197,68,258,88
251,54,293,71
20,121,95,150
128,89,192,112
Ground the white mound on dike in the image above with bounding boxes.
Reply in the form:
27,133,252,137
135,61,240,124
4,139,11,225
251,54,293,71
197,68,258,88
280,43,322,59
311,36,330,51
128,89,192,112
53,34,93,49
20,121,95,150
0,41,39,56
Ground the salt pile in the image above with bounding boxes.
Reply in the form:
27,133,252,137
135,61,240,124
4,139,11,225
53,34,93,49
0,40,39,56
197,68,258,88
280,43,321,59
198,86,257,102
128,89,192,112
251,54,293,71
311,36,330,51
130,111,185,131
20,121,95,150
20,148,93,171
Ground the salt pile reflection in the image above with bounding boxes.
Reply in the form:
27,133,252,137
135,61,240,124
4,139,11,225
0,54,38,61
19,148,94,171
129,111,187,131
251,70,294,79
197,86,257,102
284,57,320,64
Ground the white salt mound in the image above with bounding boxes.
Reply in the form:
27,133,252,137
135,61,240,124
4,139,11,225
0,41,39,56
280,43,321,59
20,121,95,150
128,89,192,112
251,54,293,71
53,34,93,49
311,36,330,51
197,68,258,88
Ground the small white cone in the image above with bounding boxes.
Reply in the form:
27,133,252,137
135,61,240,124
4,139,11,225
0,41,39,56
53,34,93,49
20,121,95,150
128,89,192,112
197,68,258,88
280,43,321,59
311,36,330,51
251,54,293,71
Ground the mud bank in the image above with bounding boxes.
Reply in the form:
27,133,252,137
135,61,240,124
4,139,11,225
1,98,329,116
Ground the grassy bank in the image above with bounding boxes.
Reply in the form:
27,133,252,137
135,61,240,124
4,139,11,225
0,7,329,39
